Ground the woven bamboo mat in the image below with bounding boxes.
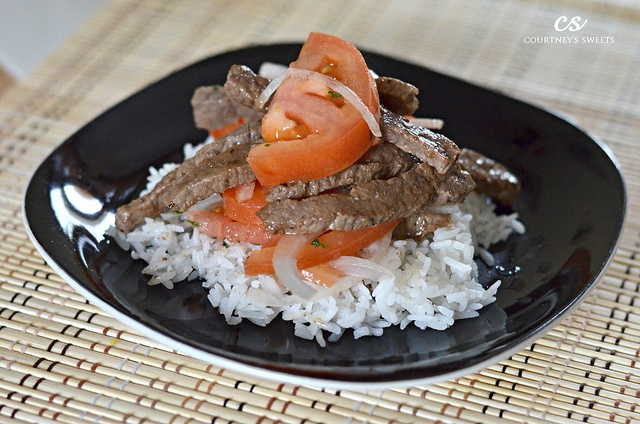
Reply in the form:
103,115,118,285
1,0,639,422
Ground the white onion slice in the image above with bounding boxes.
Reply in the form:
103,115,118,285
234,181,255,202
308,275,361,302
256,69,288,109
406,116,445,131
272,234,318,298
329,256,394,281
358,230,392,263
258,61,288,80
246,275,361,307
422,205,460,214
256,67,382,138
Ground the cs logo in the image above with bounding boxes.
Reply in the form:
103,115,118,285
554,16,588,32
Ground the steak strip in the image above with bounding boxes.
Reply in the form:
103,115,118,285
379,105,459,174
118,65,522,238
163,144,255,212
458,148,521,206
223,65,271,113
375,76,419,116
194,120,263,165
115,121,263,232
191,85,263,131
394,213,453,240
115,157,197,233
258,162,475,234
265,142,418,201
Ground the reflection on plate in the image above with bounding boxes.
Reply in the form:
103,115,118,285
23,44,625,389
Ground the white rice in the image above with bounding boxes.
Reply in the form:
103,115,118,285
108,140,525,346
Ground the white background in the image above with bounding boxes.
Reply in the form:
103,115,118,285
0,0,105,80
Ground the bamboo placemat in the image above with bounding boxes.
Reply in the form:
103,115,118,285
1,0,639,422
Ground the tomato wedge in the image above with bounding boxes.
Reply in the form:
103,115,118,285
248,32,380,185
186,208,281,247
222,182,270,225
244,219,399,276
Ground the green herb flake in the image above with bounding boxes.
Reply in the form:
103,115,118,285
310,238,328,249
264,143,271,147
188,220,199,227
328,90,342,99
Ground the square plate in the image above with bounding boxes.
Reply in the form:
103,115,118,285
24,43,626,389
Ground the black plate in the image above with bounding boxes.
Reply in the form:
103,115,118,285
23,43,626,389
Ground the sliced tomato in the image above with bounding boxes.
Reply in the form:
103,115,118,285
186,208,281,247
244,219,399,276
222,182,270,225
248,32,380,185
209,117,245,140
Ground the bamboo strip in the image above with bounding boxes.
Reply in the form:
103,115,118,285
0,279,107,319
364,387,551,424
0,247,43,267
416,383,582,424
0,345,421,424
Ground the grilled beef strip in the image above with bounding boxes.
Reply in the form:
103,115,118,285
191,85,263,131
265,142,419,201
115,121,263,232
350,162,474,208
458,148,521,206
115,156,199,233
194,120,263,166
163,144,256,212
258,162,475,234
379,105,459,174
393,213,453,240
375,76,419,116
223,64,271,113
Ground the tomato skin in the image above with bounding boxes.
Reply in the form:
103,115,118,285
186,208,281,247
249,33,379,186
244,219,399,276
